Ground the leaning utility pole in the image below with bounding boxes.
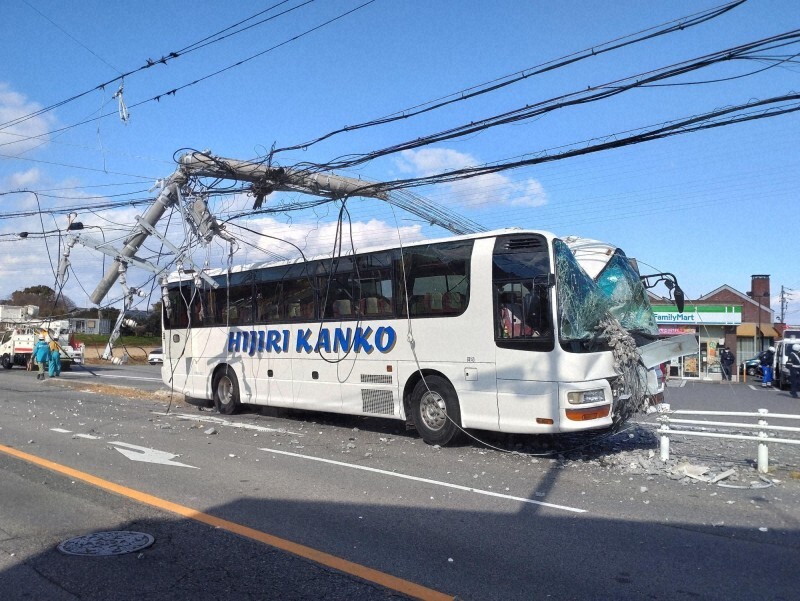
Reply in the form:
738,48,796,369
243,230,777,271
89,152,389,305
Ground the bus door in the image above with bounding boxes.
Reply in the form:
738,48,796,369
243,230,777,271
492,235,557,432
163,280,194,391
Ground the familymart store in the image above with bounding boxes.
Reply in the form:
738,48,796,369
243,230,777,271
652,304,741,380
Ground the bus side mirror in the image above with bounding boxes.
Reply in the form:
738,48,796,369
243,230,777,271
674,286,685,313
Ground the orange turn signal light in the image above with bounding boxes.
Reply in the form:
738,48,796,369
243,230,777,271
565,405,611,421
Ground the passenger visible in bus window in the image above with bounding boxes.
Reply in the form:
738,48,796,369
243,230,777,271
499,292,533,337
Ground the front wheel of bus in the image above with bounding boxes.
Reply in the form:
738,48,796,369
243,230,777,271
214,368,241,415
411,375,462,446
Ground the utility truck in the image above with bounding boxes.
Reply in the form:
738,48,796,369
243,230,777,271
0,319,76,370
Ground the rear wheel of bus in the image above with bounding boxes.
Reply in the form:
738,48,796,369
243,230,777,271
411,375,463,446
213,367,241,415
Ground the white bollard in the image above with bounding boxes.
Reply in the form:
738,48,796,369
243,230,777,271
660,424,670,463
757,408,769,473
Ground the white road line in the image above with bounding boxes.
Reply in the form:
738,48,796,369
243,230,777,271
156,412,304,436
98,374,163,382
50,428,71,433
748,385,759,391
73,433,101,440
260,447,587,514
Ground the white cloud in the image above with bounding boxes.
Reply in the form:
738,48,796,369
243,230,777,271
234,216,425,263
397,148,474,176
8,168,42,188
0,83,57,156
397,148,548,209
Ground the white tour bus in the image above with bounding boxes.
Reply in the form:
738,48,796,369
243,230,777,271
161,229,690,445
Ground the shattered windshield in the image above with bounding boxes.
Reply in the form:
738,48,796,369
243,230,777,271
554,239,612,348
595,250,658,336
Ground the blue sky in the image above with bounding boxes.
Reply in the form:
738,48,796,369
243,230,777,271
1,0,798,323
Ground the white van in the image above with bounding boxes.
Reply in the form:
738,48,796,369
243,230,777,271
773,335,800,389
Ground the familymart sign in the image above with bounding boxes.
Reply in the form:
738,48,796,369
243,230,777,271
651,304,741,325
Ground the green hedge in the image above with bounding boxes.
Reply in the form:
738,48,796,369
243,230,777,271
75,334,161,347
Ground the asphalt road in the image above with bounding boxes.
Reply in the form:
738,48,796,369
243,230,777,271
1,367,798,600
62,361,168,393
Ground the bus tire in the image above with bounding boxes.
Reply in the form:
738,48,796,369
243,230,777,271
213,367,241,415
2,354,12,369
411,375,463,446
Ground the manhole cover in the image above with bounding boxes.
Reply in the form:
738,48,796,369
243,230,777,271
57,531,154,556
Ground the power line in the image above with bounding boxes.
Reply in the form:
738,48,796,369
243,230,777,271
21,0,122,76
298,29,800,175
0,0,319,133
0,151,156,179
356,93,800,196
270,0,748,157
0,0,376,149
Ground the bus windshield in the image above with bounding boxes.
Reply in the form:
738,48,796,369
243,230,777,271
554,239,612,347
595,250,658,337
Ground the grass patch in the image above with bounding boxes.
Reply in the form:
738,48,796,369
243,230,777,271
75,334,161,347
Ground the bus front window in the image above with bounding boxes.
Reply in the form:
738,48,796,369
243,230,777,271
595,250,658,337
553,239,612,349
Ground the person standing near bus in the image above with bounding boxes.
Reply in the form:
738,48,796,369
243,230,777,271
33,334,50,381
48,339,61,377
788,343,800,398
760,346,775,387
720,347,735,381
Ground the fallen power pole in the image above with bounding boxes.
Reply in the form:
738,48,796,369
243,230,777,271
89,152,389,305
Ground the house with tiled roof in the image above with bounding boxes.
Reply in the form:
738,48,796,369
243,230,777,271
648,275,780,380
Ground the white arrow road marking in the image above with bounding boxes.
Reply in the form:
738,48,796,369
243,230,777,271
109,441,198,468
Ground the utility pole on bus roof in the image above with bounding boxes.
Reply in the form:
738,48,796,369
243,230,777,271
89,152,389,305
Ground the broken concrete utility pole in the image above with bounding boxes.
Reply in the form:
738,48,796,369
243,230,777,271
89,152,388,305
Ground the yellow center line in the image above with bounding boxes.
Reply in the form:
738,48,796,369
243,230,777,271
0,443,453,601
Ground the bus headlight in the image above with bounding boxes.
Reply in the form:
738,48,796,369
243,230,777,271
567,389,606,405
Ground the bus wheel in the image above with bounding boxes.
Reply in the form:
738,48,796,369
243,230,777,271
411,375,462,446
2,355,12,369
214,368,241,415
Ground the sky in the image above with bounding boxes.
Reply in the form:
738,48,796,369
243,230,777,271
0,0,798,323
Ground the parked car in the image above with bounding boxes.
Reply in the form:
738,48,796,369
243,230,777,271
739,355,762,377
147,348,163,365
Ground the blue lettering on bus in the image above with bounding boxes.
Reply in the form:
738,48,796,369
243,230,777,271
266,330,281,353
315,328,331,353
353,326,374,353
224,326,396,356
228,331,241,352
296,328,313,353
375,326,396,352
334,328,352,352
